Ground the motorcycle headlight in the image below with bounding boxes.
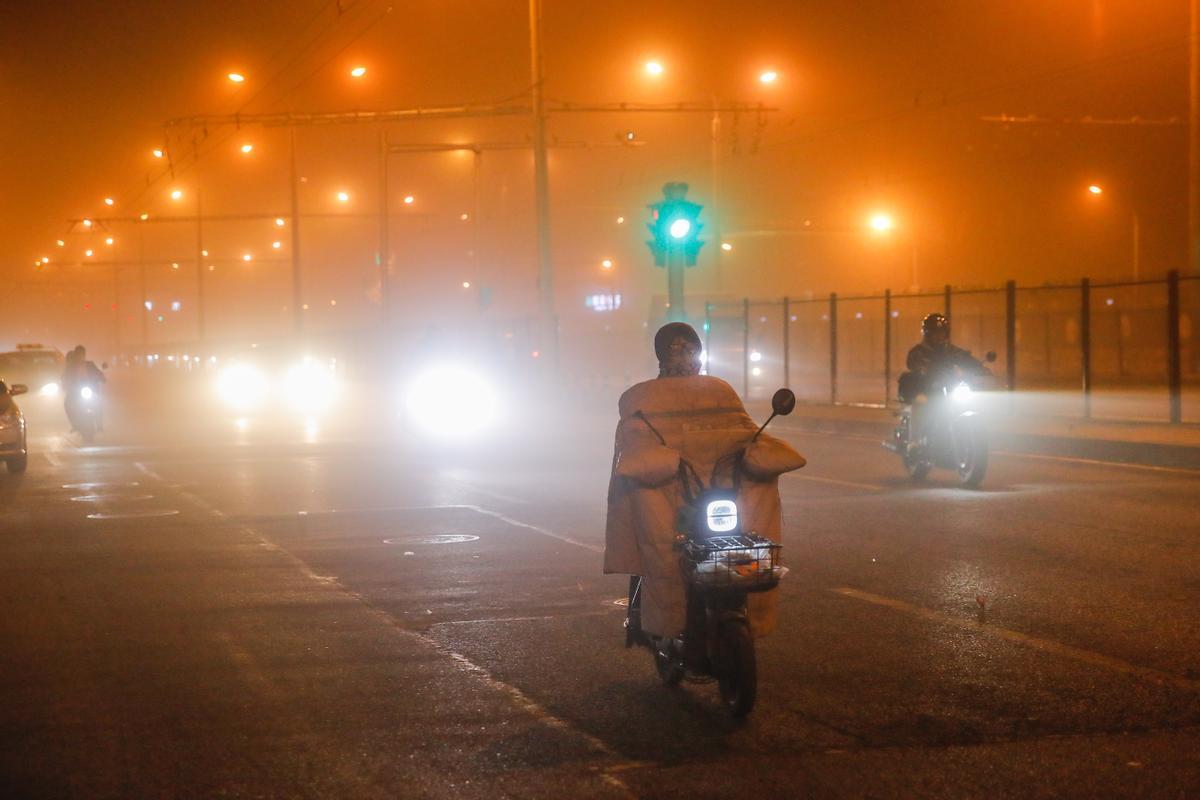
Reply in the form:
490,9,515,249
216,363,267,412
950,382,973,403
40,382,59,397
706,499,739,533
80,386,94,401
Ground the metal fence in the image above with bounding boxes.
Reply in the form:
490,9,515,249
702,270,1200,424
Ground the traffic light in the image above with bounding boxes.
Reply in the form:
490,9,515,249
647,182,704,266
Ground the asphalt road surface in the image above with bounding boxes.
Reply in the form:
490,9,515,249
2,378,1199,798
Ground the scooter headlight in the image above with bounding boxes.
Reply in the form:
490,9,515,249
40,382,59,397
706,499,739,533
216,363,267,412
950,382,973,403
80,386,94,401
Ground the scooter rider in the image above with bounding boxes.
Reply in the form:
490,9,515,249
898,314,984,449
604,322,805,668
62,345,105,431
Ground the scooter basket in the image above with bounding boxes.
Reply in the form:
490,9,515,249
681,534,782,593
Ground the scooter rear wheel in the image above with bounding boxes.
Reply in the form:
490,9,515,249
654,645,684,686
716,620,757,716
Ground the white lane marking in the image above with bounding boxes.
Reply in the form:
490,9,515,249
833,587,1200,693
786,473,884,492
461,504,604,554
71,493,154,503
132,461,638,797
87,509,179,520
431,611,617,627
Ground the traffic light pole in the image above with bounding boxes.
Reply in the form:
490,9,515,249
667,250,686,322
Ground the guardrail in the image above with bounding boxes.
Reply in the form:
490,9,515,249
702,270,1199,424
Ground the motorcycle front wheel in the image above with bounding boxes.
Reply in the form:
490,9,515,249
716,620,757,716
952,415,988,488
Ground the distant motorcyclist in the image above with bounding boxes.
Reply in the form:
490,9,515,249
62,345,105,432
897,314,986,453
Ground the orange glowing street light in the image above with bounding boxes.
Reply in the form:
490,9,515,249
644,60,664,76
170,189,183,201
152,148,164,159
227,72,245,83
350,65,367,78
1088,184,1103,195
274,217,286,227
868,212,895,233
759,70,779,85
103,197,114,206
601,258,614,270
240,143,254,154
403,195,415,205
1085,182,1140,280
336,191,350,204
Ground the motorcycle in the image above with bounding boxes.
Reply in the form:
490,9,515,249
66,382,103,443
625,388,797,717
884,352,996,488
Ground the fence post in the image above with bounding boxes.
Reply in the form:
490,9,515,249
1081,277,1092,419
883,289,892,405
829,292,838,405
703,302,712,375
742,297,751,401
782,297,791,390
944,284,952,319
1005,280,1017,392
1168,269,1183,424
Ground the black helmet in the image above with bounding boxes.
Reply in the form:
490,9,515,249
653,322,702,361
921,313,949,336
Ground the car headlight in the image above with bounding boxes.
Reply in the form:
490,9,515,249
282,358,339,413
404,366,498,440
216,363,267,412
80,386,94,401
950,382,973,403
706,499,739,533
40,382,59,397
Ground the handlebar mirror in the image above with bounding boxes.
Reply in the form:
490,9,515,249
771,388,796,416
984,351,997,363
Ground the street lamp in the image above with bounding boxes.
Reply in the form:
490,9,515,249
759,70,779,85
868,212,895,233
350,66,367,78
152,148,164,159
644,60,664,77
336,190,350,204
1085,183,1140,281
227,72,245,83
240,143,254,154
170,189,183,201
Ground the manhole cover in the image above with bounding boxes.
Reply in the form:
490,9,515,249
611,597,629,607
71,494,154,503
383,534,480,545
87,509,180,520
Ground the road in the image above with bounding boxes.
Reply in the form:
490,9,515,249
2,376,1199,798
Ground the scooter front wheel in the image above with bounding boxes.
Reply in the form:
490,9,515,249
654,643,684,686
716,620,757,716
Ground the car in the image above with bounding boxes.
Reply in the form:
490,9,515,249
0,344,65,400
0,380,29,473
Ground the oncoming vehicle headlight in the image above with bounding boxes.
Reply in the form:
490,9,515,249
283,358,339,413
79,386,94,401
950,382,973,403
706,499,739,533
404,366,498,440
40,382,59,397
216,363,267,412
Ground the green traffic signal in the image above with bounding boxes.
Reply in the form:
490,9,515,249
647,182,704,266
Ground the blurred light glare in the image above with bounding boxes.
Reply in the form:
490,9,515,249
1088,184,1103,195
242,253,253,262
759,70,779,84
217,363,267,412
601,258,613,269
105,237,114,246
104,197,114,206
669,218,691,239
170,189,183,201
275,217,286,227
139,213,149,220
227,72,245,83
56,240,65,247
284,358,339,414
152,148,164,159
616,216,625,224
868,212,895,233
403,195,415,205
462,281,471,289
84,249,94,257
240,143,254,154
645,61,664,76
350,66,367,78
721,242,733,251
404,366,499,440
336,191,350,203
82,219,92,228
272,241,282,249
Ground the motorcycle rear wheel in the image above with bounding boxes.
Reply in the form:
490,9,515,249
716,620,757,716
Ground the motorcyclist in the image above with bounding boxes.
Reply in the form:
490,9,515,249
61,345,105,431
605,322,805,666
898,313,985,450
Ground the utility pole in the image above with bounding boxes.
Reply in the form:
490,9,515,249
529,0,555,354
378,130,391,325
195,189,205,341
1192,0,1200,273
710,98,723,292
138,227,148,350
289,126,304,333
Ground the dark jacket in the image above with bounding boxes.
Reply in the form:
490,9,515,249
906,341,982,376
